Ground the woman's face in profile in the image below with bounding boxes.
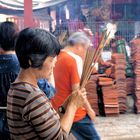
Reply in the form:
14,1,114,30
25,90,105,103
37,56,57,79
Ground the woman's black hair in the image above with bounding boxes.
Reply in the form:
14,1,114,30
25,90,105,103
0,21,19,51
15,28,61,69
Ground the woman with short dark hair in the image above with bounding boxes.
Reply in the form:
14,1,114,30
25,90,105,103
7,28,86,140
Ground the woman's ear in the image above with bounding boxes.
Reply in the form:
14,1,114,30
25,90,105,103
76,44,81,50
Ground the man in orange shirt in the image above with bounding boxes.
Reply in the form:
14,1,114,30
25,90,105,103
51,32,100,140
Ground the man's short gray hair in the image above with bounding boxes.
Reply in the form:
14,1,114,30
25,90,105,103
67,32,90,46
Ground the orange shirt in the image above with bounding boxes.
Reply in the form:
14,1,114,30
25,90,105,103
51,51,86,122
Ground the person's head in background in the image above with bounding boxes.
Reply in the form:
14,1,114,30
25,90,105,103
65,32,90,59
53,21,69,48
78,13,87,27
15,28,61,81
0,21,19,54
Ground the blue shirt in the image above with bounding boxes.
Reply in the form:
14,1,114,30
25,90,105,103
37,79,56,100
0,54,19,106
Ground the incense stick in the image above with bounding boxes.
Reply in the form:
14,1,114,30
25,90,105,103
80,47,95,87
80,30,112,88
80,47,91,84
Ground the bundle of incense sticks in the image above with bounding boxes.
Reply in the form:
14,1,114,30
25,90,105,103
80,24,116,88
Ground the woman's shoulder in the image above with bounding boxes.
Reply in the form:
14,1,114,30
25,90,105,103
10,82,46,98
10,82,49,106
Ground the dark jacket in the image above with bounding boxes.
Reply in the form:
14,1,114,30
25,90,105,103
0,54,19,106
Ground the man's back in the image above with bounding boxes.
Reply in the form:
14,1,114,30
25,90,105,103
0,54,19,106
51,51,86,122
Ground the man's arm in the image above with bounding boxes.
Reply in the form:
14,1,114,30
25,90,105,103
84,98,96,121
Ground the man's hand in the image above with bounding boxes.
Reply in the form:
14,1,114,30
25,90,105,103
59,88,87,115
